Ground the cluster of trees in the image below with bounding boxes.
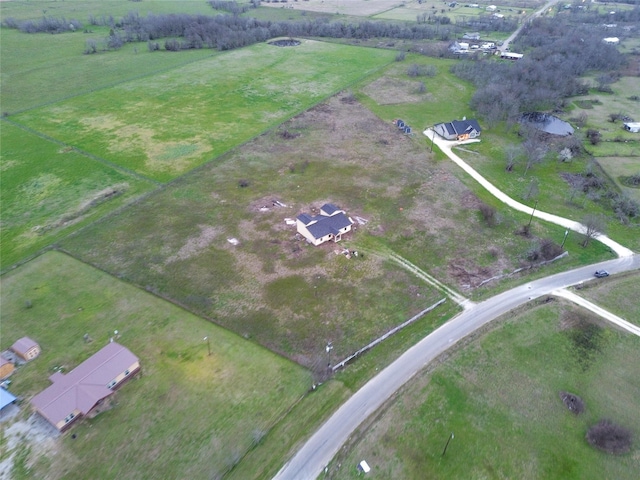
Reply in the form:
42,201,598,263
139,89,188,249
451,18,626,126
3,16,82,33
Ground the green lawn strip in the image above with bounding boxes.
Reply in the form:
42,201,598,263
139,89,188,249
0,122,156,270
0,251,311,480
0,28,216,114
570,270,640,327
450,133,640,252
228,299,461,480
12,40,395,181
597,157,640,203
331,300,640,479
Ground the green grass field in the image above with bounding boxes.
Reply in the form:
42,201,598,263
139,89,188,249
573,271,640,327
0,122,156,270
0,251,311,479
331,299,640,479
11,40,394,182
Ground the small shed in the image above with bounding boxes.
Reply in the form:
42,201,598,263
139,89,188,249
0,389,17,414
10,337,41,362
0,357,14,380
358,460,371,473
623,122,640,133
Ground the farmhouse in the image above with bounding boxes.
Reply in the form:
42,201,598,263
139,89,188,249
31,342,140,431
433,119,482,141
10,337,40,362
623,122,640,133
296,203,354,246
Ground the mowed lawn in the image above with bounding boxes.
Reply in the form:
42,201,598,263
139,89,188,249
11,40,395,182
332,300,640,479
0,122,156,270
0,251,311,480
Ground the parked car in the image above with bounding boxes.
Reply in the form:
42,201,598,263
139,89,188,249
594,270,609,278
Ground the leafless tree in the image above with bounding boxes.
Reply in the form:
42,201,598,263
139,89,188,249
581,214,606,247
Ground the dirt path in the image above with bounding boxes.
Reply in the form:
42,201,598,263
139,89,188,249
423,129,635,258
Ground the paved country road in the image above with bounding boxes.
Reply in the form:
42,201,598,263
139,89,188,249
273,254,640,480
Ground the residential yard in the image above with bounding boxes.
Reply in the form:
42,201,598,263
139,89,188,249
0,122,156,270
330,299,640,479
0,251,311,480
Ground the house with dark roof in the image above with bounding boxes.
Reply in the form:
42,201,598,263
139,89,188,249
296,203,354,246
10,337,40,362
31,342,140,431
433,119,482,141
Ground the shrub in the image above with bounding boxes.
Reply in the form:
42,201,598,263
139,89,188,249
586,420,632,454
479,203,497,227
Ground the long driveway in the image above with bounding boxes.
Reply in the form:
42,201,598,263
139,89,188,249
273,255,640,480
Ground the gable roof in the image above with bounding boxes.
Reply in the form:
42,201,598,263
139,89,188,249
450,119,481,135
306,212,353,240
11,337,39,355
31,342,138,427
320,203,341,216
0,389,17,410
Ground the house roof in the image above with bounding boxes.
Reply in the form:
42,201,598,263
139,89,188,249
624,122,640,128
11,337,39,355
0,389,17,410
306,212,353,240
320,203,341,216
296,213,315,225
0,357,13,368
31,342,138,427
451,119,481,135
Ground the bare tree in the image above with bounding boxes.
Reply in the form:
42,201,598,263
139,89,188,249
581,214,606,247
505,144,522,172
522,129,548,176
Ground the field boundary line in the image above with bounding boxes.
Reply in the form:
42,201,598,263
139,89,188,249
2,118,161,186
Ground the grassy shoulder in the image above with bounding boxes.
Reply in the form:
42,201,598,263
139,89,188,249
330,299,640,479
0,122,157,270
570,270,640,327
0,251,311,480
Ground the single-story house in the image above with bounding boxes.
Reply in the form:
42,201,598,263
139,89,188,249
11,337,40,362
486,5,497,11
463,32,480,40
500,51,524,60
623,122,640,133
603,37,619,45
31,342,140,431
0,357,14,380
296,203,354,246
433,119,482,141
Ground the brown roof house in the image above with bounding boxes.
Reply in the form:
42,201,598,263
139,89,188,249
31,342,140,431
11,337,41,362
296,203,354,246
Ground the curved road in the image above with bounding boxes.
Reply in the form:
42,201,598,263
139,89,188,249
273,255,639,480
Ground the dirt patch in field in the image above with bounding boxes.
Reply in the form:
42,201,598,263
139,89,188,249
361,76,432,105
166,225,221,264
559,391,585,414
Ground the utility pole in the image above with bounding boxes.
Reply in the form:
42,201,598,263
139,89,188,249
204,336,211,356
561,230,569,249
442,432,454,456
325,342,333,369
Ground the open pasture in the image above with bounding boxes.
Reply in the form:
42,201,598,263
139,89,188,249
11,40,395,182
0,122,156,270
332,299,640,479
574,270,640,326
0,251,311,480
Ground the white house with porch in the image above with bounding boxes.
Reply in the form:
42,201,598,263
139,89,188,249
296,203,354,246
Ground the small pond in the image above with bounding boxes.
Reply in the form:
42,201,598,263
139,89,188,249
520,112,574,136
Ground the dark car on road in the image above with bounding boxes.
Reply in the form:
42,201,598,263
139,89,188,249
594,270,610,278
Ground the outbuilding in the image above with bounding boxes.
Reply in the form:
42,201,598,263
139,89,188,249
10,337,40,362
0,357,15,380
623,122,640,133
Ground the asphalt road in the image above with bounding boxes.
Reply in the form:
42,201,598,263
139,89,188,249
273,254,640,480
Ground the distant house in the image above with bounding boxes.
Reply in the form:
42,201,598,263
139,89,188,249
31,342,140,431
0,357,14,380
500,51,524,60
623,122,640,133
11,337,40,362
433,119,482,141
296,203,354,246
463,32,481,40
486,5,497,11
603,37,619,45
